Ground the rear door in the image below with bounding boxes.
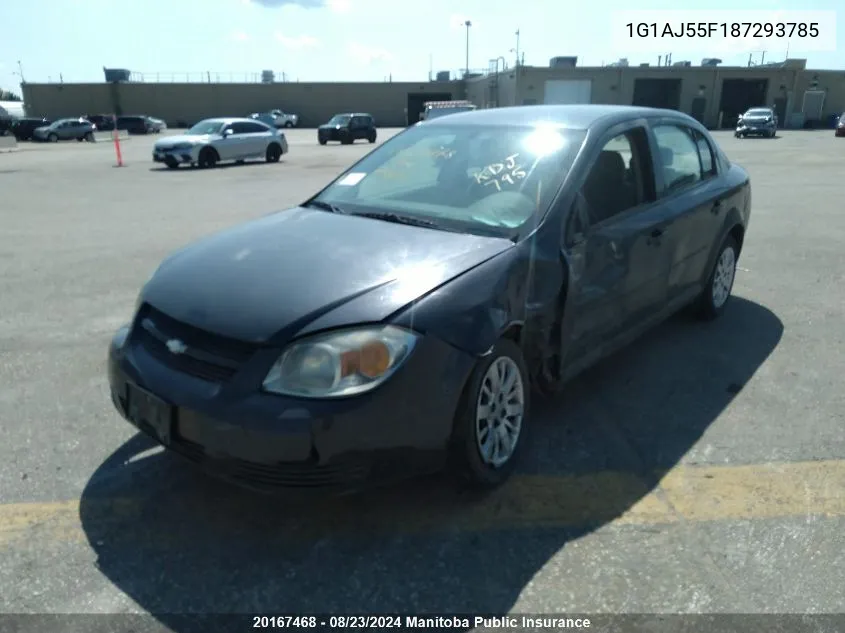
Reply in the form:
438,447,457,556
561,122,674,364
647,120,726,306
241,121,272,155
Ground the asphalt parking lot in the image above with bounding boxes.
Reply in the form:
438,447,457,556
1,127,844,627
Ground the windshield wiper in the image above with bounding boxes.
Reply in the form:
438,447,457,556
304,200,347,214
352,211,440,229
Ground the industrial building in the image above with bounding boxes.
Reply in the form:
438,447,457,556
19,57,845,129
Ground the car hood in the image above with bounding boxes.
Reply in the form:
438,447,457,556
142,207,514,344
739,117,772,124
154,134,213,148
33,126,51,134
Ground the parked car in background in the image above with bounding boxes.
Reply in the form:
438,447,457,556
0,116,11,136
33,118,96,142
117,115,155,134
10,117,52,141
151,117,288,169
248,112,278,128
108,105,750,493
735,107,777,138
85,114,115,131
148,117,166,133
835,113,845,137
318,113,376,145
270,109,299,128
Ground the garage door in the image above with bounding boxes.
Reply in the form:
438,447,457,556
544,79,592,105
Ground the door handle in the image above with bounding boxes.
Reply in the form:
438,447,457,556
711,200,723,214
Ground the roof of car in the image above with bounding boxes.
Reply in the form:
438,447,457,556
200,117,258,124
422,105,699,130
332,113,371,117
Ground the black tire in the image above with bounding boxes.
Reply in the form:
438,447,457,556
284,121,293,128
166,162,179,169
76,137,84,142
48,133,58,143
265,143,282,163
696,234,739,321
450,338,530,489
84,132,94,142
198,147,218,169
368,133,377,144
318,138,327,146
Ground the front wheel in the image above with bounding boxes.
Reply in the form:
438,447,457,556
197,147,218,168
84,132,94,142
696,234,739,320
318,138,327,145
265,143,282,163
48,133,58,143
450,339,530,489
284,121,293,128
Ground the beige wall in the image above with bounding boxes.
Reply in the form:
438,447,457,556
22,81,466,127
21,65,845,130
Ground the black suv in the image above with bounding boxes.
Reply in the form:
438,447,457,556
318,113,376,145
116,115,154,134
10,117,52,141
86,114,115,131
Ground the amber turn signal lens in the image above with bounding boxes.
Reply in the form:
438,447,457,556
358,341,391,378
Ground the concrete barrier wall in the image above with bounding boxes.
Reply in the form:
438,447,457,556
0,135,17,150
22,81,467,128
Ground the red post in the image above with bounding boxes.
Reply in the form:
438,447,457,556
112,114,123,167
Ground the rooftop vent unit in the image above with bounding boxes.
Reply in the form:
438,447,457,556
639,63,650,67
550,56,577,68
701,58,722,66
673,61,692,67
103,67,131,83
261,70,275,83
435,70,451,81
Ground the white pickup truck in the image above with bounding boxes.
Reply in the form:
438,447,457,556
270,110,299,128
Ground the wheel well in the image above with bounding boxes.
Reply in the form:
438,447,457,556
729,224,745,256
201,146,219,160
268,141,281,151
501,323,523,346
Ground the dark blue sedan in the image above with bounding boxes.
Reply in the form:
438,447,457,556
108,105,751,493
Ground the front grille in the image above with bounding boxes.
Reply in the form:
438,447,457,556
132,304,260,382
170,436,370,489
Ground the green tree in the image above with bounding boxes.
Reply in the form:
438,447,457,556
0,90,22,101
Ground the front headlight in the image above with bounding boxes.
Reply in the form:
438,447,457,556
262,325,419,398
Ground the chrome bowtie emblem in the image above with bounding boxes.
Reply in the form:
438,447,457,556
165,339,188,355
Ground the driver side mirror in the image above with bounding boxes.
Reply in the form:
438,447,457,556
222,128,234,137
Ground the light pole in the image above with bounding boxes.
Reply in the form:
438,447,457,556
17,60,26,84
514,29,520,67
464,20,472,77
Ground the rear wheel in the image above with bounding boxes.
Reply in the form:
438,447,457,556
265,143,282,163
368,132,377,143
197,147,218,169
450,339,529,489
696,234,739,320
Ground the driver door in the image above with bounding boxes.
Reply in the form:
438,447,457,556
217,124,240,160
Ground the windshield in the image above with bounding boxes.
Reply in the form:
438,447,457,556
328,115,351,126
745,109,772,116
426,107,475,120
187,120,224,135
311,123,586,238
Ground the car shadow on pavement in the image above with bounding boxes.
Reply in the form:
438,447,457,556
149,161,286,173
80,296,782,631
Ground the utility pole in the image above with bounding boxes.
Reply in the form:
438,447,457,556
515,29,520,67
464,20,472,77
17,60,26,83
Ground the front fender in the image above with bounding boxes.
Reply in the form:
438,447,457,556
389,237,564,359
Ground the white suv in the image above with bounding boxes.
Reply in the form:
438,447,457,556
152,117,288,169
